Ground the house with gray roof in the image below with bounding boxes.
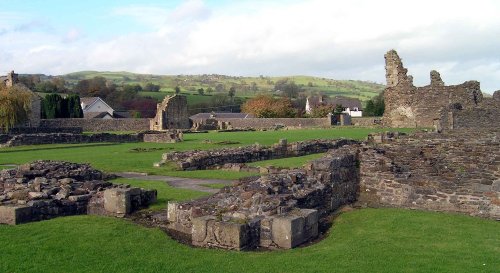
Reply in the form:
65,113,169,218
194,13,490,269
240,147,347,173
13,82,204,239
306,95,363,117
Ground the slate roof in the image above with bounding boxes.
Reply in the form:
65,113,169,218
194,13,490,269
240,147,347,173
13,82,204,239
308,96,362,110
190,112,255,121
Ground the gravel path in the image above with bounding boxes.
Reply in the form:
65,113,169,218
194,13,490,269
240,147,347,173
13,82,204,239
114,172,234,193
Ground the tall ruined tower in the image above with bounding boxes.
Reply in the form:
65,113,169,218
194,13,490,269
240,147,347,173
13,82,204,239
382,50,418,127
382,50,484,128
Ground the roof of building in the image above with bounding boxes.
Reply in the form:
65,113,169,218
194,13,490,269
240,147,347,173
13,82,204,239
190,112,255,120
80,97,115,113
308,95,362,110
113,111,131,118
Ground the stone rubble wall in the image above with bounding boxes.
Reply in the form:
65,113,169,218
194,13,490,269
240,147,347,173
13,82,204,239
40,118,150,132
0,133,144,148
167,146,360,250
143,131,183,143
0,161,157,225
351,117,382,127
214,117,331,129
358,129,500,219
1,126,83,134
161,139,358,170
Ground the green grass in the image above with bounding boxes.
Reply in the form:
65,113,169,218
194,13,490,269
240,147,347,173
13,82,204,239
0,209,497,273
247,153,325,168
0,128,415,179
111,178,208,210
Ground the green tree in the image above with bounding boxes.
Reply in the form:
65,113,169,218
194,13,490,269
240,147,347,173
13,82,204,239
206,87,214,94
66,94,83,118
0,84,33,131
197,88,205,95
42,94,63,119
228,87,236,98
175,86,181,94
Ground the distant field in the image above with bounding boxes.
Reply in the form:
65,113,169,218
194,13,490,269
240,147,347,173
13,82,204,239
62,71,385,102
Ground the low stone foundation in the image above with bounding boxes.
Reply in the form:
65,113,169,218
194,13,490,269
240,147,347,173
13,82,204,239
143,130,183,143
167,146,359,250
160,139,358,170
0,133,144,148
0,161,157,225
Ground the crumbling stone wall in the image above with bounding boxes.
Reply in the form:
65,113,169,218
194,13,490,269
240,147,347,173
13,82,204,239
167,146,360,250
160,139,358,170
214,117,332,129
150,95,190,130
358,129,499,219
0,161,156,225
143,130,183,143
383,50,486,128
0,133,144,148
40,118,150,132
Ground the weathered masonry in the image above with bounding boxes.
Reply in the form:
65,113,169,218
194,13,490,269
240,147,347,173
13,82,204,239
167,146,360,250
150,95,191,130
382,50,500,129
159,139,358,170
165,129,499,250
0,161,157,225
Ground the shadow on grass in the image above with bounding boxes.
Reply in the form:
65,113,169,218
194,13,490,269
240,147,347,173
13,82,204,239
0,143,119,153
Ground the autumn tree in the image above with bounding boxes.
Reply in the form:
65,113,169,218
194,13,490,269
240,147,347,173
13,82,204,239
0,84,33,132
310,104,334,118
242,95,296,118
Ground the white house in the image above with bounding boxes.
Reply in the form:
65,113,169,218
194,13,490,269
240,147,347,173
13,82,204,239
80,97,115,119
306,95,363,117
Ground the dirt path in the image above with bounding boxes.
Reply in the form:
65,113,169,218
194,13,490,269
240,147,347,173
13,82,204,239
114,172,234,193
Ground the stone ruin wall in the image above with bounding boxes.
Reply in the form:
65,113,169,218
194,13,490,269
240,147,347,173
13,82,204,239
213,117,332,130
359,129,499,219
160,139,358,170
164,128,499,250
382,50,498,129
0,130,183,147
40,118,150,132
150,95,190,131
167,146,360,250
0,161,157,225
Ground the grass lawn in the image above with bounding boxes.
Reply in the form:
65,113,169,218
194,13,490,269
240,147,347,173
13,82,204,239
0,128,415,179
111,178,208,210
0,208,497,273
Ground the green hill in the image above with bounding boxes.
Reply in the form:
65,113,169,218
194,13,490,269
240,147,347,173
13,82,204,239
61,71,384,102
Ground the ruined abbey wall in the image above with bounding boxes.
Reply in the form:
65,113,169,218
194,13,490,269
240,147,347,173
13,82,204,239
382,50,490,128
358,129,499,219
150,95,190,130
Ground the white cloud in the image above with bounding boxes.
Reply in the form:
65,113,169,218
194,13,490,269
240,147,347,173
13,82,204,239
1,0,500,93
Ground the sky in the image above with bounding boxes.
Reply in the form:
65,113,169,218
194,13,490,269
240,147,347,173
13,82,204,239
1,0,499,93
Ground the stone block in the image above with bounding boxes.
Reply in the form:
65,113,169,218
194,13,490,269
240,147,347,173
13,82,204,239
192,216,250,250
103,188,131,216
271,209,319,249
0,205,33,225
167,202,178,222
271,214,305,249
